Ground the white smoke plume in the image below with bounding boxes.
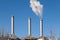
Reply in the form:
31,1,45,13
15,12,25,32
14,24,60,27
30,0,43,17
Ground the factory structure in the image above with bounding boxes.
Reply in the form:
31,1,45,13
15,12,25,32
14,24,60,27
0,16,57,40
0,0,57,40
0,16,50,40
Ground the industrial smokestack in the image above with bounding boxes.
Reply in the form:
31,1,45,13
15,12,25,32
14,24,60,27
40,19,43,37
11,16,14,34
28,17,31,36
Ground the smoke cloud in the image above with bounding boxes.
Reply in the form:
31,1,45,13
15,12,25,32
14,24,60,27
30,0,43,17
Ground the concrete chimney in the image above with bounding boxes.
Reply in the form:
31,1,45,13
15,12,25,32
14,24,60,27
11,16,14,34
40,19,43,37
28,17,31,36
10,16,16,39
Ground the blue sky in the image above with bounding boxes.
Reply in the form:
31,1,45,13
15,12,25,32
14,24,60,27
0,0,60,38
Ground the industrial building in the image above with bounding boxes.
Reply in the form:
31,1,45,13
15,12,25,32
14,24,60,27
0,16,49,40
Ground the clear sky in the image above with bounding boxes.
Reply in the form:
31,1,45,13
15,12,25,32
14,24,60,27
0,0,60,38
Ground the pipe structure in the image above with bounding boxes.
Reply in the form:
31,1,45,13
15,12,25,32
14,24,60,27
40,19,43,37
28,17,31,36
11,16,14,35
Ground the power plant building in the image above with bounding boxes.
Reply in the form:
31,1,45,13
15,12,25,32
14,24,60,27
0,16,49,40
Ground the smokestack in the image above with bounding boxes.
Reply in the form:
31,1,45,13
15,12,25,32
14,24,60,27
40,19,43,37
28,17,31,36
11,16,14,34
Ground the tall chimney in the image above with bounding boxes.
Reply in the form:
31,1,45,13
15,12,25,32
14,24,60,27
11,16,14,34
28,17,31,36
40,19,43,37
